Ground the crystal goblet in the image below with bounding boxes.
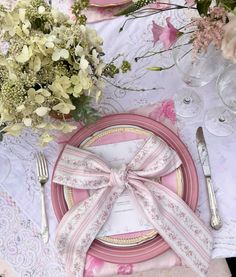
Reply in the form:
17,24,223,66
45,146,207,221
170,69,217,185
205,64,236,136
172,33,226,118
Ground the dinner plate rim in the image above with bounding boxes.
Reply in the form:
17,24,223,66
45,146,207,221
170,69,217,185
51,113,199,264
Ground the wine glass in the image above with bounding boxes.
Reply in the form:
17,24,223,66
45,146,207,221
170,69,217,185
205,64,236,136
172,33,226,118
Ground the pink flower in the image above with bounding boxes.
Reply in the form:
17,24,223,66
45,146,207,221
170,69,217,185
148,2,169,9
149,100,176,123
152,17,178,49
117,264,133,275
185,0,195,7
161,100,176,122
85,256,104,277
152,21,164,43
192,7,227,55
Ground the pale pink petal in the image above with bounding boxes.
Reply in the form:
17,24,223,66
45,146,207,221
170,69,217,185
117,264,133,275
85,255,104,277
149,100,176,123
148,2,170,9
161,100,176,122
159,17,178,49
152,20,164,45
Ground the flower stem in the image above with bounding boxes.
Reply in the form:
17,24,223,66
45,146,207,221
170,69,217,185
119,6,191,32
147,64,175,71
135,42,191,62
102,77,161,92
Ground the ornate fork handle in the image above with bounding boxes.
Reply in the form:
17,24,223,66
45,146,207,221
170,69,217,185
40,184,49,243
36,152,49,244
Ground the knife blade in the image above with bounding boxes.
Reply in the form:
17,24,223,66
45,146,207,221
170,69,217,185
196,127,222,230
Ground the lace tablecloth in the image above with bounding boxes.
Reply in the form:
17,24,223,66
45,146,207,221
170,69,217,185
0,0,235,276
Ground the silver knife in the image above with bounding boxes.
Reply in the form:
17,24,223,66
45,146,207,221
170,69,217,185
196,127,222,230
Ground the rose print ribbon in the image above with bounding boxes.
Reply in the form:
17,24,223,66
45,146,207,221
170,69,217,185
53,136,213,277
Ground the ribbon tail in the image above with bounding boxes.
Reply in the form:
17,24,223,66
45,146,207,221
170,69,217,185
55,186,124,277
133,180,213,277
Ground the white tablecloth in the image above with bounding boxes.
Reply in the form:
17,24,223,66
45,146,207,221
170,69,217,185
0,0,235,276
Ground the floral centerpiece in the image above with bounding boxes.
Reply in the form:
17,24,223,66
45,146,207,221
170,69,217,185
118,0,236,69
0,0,130,145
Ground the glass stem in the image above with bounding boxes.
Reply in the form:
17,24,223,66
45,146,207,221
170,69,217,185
218,110,228,123
183,96,192,105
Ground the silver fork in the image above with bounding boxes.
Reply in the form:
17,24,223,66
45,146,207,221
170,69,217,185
36,152,49,243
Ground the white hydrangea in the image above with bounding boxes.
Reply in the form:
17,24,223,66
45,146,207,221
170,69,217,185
0,0,107,145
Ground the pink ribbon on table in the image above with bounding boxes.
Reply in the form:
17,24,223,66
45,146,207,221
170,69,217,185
53,135,213,277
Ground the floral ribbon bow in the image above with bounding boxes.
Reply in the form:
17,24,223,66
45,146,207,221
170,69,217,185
53,136,213,277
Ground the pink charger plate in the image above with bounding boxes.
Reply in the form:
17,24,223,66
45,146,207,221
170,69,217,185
51,114,199,264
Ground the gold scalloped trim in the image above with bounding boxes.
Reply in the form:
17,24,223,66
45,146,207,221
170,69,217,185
97,230,157,246
63,126,184,246
82,126,152,147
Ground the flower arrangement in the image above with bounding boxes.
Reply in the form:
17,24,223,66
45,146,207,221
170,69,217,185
0,0,130,145
118,0,236,69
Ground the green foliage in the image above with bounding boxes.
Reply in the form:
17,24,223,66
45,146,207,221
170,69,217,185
0,4,6,14
0,123,6,141
147,67,163,71
77,14,87,25
103,60,131,77
217,0,236,10
197,0,236,15
25,0,53,32
103,64,119,78
116,0,154,16
71,0,89,19
70,95,100,125
121,60,131,73
115,4,138,16
197,0,212,16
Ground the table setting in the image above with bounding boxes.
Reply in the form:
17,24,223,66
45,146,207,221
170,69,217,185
0,0,235,276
